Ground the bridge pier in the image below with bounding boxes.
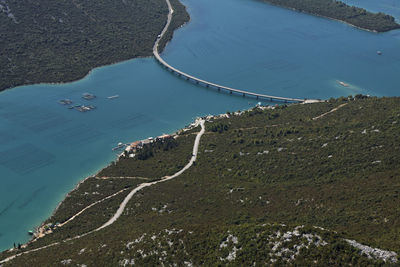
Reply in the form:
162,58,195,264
152,0,309,105
155,47,307,104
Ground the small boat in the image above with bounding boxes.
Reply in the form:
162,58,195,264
377,50,382,55
107,95,119,99
336,80,349,87
28,230,34,235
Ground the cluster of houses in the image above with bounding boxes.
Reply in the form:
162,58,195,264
27,222,61,241
123,134,174,158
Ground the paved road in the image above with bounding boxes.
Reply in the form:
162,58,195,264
152,0,174,54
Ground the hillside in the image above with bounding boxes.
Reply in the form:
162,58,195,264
1,96,399,266
0,0,188,91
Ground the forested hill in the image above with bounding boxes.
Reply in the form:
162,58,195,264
1,96,399,266
0,0,188,92
259,0,400,32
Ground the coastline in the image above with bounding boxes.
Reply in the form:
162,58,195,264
295,8,378,33
21,114,204,249
0,0,191,253
21,0,194,247
257,0,400,33
5,98,324,252
1,0,397,255
0,0,190,94
2,0,394,94
1,55,151,93
2,97,400,265
32,0,195,242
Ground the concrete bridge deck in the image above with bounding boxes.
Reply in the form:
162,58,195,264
153,0,312,103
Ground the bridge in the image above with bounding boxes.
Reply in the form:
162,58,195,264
153,0,311,103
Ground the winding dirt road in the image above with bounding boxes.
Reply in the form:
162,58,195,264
0,119,205,264
97,119,204,230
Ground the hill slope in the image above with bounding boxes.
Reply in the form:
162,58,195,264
1,96,399,266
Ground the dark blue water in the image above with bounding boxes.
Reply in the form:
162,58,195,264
0,0,399,251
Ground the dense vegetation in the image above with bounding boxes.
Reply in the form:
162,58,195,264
1,97,399,266
98,134,196,179
259,0,400,32
0,0,189,91
136,137,179,160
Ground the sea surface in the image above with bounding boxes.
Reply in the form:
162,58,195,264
0,0,399,251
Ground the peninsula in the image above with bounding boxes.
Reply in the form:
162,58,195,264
259,0,400,32
0,0,188,92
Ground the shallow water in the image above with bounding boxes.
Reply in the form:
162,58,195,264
0,59,258,250
0,0,399,251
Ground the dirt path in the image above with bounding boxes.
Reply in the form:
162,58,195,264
0,119,205,264
97,119,205,230
312,103,348,120
1,2,202,263
94,176,150,180
57,188,130,228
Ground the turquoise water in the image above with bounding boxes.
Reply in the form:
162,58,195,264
165,0,400,99
0,0,399,251
0,59,259,250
